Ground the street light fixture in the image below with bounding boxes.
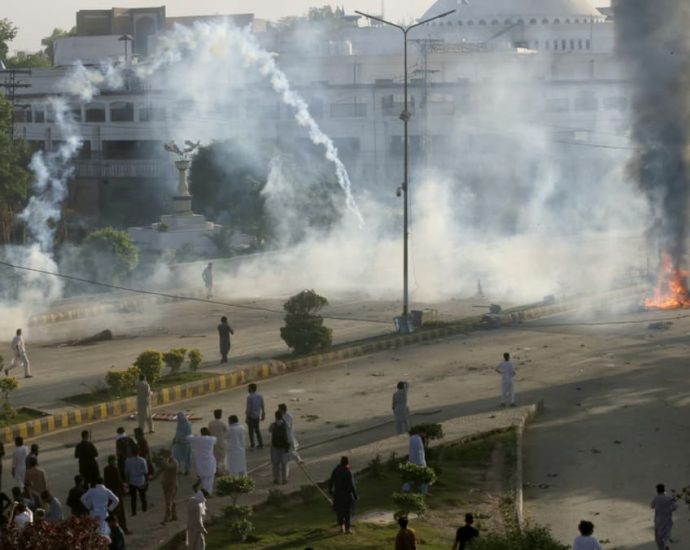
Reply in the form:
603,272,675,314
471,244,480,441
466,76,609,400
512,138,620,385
355,8,456,330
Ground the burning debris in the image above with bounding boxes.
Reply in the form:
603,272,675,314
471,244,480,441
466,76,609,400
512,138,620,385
615,0,690,309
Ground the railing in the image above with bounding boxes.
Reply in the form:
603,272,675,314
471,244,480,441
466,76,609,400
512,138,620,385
73,159,177,179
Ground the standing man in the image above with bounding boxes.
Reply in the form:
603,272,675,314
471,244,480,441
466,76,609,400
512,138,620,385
115,427,137,479
329,456,358,534
75,430,100,486
202,262,213,299
7,328,31,378
278,403,302,463
106,514,127,550
187,427,217,495
245,383,265,449
154,449,179,524
12,436,29,490
208,409,228,475
452,513,479,550
395,516,417,550
402,429,428,495
392,381,411,435
136,374,154,434
66,475,89,517
186,480,208,550
103,455,129,534
80,476,119,535
124,448,149,517
225,415,248,477
217,316,234,364
651,483,677,550
269,410,290,485
24,457,47,495
495,352,516,407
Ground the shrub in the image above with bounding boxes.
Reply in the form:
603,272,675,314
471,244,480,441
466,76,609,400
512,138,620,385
367,454,384,478
386,452,401,471
2,515,108,549
78,226,139,286
188,349,203,372
133,350,163,385
163,348,188,374
105,367,139,397
228,518,255,543
280,289,332,355
411,423,444,450
266,488,288,509
473,523,568,550
398,462,437,487
0,377,19,407
392,492,428,517
216,475,255,505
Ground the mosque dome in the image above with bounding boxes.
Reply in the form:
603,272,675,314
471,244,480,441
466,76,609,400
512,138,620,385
421,0,605,22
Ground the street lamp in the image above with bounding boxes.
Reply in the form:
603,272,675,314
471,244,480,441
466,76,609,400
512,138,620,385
355,8,455,330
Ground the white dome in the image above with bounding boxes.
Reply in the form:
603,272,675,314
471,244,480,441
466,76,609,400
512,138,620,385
421,0,604,21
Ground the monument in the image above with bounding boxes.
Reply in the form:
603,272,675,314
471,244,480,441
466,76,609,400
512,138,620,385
128,141,223,254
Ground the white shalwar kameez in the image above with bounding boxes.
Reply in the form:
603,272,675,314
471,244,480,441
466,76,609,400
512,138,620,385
282,411,302,462
11,445,29,489
225,423,248,476
497,360,516,405
403,433,428,494
392,387,411,435
80,483,119,535
187,435,217,495
8,335,31,377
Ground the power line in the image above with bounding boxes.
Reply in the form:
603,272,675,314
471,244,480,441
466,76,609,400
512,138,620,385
0,259,391,325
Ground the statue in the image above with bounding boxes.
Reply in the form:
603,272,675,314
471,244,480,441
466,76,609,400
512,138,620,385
163,140,200,200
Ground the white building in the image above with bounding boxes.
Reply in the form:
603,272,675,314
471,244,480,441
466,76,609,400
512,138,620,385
7,0,627,232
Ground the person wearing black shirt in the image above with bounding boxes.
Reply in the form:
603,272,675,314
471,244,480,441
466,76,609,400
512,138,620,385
453,513,479,550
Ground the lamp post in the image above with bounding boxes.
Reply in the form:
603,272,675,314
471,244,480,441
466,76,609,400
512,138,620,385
355,8,455,329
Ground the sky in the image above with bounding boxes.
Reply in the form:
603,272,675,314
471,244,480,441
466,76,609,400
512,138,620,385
6,0,610,53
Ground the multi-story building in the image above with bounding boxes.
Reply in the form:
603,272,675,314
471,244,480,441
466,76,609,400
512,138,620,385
7,0,627,231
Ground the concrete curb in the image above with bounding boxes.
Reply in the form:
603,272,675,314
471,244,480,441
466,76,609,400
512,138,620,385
514,400,544,527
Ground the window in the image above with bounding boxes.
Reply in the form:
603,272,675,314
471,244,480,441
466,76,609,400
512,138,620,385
139,103,166,122
389,136,422,155
46,106,56,123
553,40,558,51
530,18,537,24
574,90,598,112
34,106,45,123
542,18,549,24
562,39,567,50
330,102,366,118
578,39,583,50
70,106,82,122
13,108,30,123
468,20,474,26
545,40,550,50
110,102,134,122
604,96,628,112
85,102,106,122
332,137,360,155
381,95,415,116
504,19,512,25
479,20,486,25
458,20,463,26
545,97,570,112
586,39,591,50
570,39,575,50
308,99,324,118
554,18,561,24
492,19,499,25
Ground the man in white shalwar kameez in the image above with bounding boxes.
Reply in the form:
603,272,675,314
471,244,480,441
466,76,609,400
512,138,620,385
495,352,516,407
187,428,217,495
225,415,248,476
186,481,208,550
80,476,119,535
11,436,29,490
402,430,428,494
7,328,31,378
136,374,154,433
392,381,411,435
278,403,302,463
208,409,228,475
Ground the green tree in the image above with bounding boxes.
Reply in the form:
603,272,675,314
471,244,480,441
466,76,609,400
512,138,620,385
0,18,18,63
189,141,268,240
78,227,139,287
280,289,333,355
6,52,50,68
0,96,34,244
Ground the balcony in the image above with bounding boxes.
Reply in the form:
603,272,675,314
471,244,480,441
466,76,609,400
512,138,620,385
73,159,177,179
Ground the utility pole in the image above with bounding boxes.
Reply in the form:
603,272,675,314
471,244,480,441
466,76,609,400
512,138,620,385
0,68,32,140
411,38,442,171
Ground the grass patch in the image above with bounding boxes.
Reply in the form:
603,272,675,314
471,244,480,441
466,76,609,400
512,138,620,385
62,372,214,407
0,407,48,427
204,430,517,550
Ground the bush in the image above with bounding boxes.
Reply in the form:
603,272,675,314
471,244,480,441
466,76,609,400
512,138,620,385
78,227,139,286
367,454,384,478
0,376,19,406
280,289,332,355
105,367,139,397
2,515,108,549
223,504,252,522
473,523,568,550
228,518,255,543
188,349,203,372
163,348,188,374
398,462,437,487
133,350,163,385
386,452,401,471
411,423,444,450
392,492,428,517
216,475,255,505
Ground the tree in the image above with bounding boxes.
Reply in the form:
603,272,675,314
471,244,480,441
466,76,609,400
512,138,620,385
0,18,18,63
280,289,332,355
6,52,50,69
41,27,76,63
189,141,268,240
0,96,34,244
77,227,139,287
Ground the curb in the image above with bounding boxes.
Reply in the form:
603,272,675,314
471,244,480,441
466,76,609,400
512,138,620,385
514,400,544,527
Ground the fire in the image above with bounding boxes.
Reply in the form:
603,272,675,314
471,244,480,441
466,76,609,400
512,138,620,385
644,255,690,309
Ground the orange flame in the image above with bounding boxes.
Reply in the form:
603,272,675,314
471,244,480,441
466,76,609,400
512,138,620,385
644,254,690,309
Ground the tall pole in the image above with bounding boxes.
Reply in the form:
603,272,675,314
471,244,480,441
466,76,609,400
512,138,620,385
356,9,455,324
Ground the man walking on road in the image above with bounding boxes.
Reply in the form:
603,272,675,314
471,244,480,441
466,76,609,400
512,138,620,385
225,415,247,476
495,352,516,407
202,262,213,299
7,328,31,378
187,427,217,495
245,383,265,449
392,381,411,435
651,483,677,550
75,430,100,486
136,374,154,433
187,480,208,550
217,316,234,364
208,409,228,475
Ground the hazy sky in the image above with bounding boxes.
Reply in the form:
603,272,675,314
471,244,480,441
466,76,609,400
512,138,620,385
6,0,610,53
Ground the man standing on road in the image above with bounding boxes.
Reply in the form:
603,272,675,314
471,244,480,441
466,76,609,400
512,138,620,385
202,262,213,299
124,448,149,517
80,476,119,535
495,352,516,407
208,409,228,475
217,316,234,364
75,430,100,486
115,427,137,479
392,381,411,435
269,410,290,485
187,427,217,495
452,513,479,550
7,328,31,378
225,415,248,476
136,374,154,434
651,483,677,550
66,475,89,517
12,436,29,490
278,403,302,463
245,383,265,449
153,449,178,524
103,455,129,534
